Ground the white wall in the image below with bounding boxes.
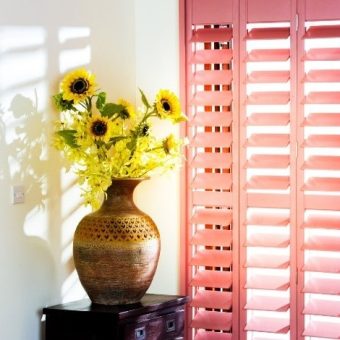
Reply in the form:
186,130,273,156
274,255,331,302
0,0,180,339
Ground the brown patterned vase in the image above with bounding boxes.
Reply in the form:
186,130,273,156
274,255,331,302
73,178,160,305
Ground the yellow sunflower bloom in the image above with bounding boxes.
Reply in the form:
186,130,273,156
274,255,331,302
163,133,180,155
117,99,135,120
155,89,182,122
88,115,113,143
61,68,96,103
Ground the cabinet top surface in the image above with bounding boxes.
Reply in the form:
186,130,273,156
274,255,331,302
43,294,189,320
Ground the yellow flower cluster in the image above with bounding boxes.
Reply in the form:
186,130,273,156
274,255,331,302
53,68,187,209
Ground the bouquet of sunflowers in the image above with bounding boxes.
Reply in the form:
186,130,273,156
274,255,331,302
53,68,186,209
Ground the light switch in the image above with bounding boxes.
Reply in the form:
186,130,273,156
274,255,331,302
12,185,25,204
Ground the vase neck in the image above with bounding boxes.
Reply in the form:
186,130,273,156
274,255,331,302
100,179,143,212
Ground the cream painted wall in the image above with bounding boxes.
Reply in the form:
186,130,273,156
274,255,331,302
134,0,181,296
0,0,180,339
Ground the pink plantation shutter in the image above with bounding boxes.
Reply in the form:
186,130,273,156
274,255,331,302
297,1,340,339
181,0,340,339
182,0,239,339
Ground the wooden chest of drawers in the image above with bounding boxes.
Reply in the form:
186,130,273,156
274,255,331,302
43,294,189,340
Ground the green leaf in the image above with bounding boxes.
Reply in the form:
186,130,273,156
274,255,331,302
101,103,124,118
53,93,75,111
96,92,106,110
139,88,151,109
57,129,78,148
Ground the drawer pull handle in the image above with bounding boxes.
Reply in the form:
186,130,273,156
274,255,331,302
135,326,146,339
166,319,176,332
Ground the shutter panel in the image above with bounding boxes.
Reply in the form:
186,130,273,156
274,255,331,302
184,0,239,339
297,3,340,338
239,0,295,338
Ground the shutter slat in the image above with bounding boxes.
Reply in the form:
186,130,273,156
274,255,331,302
247,113,290,126
305,70,340,82
246,273,290,290
192,91,233,106
192,173,232,190
304,48,340,61
303,214,340,230
191,249,232,267
246,252,290,269
191,153,232,169
305,195,340,210
246,211,290,226
247,154,290,169
191,290,232,310
191,310,232,331
192,209,232,226
303,321,340,338
192,132,232,147
191,111,232,126
304,234,340,251
191,270,232,289
246,232,290,248
247,175,290,190
304,298,340,317
304,277,340,295
304,113,340,127
247,27,290,40
195,330,232,340
192,28,233,42
245,317,290,334
247,134,290,147
247,49,290,62
245,295,290,312
303,155,340,170
247,193,290,209
304,134,340,148
304,177,340,191
304,25,340,39
192,191,233,206
192,49,233,64
304,256,340,273
193,70,233,85
247,91,290,105
247,71,290,83
305,92,340,104
191,229,232,247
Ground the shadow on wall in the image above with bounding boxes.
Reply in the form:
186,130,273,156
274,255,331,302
0,25,91,339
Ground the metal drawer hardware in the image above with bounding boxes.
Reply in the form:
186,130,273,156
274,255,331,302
135,326,146,340
166,319,176,332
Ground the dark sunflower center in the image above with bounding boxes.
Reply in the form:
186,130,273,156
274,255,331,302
162,101,171,112
91,120,107,136
71,78,89,94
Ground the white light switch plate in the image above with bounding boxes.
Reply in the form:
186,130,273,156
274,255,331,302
12,185,25,204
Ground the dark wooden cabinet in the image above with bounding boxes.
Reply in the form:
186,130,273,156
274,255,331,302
43,294,189,340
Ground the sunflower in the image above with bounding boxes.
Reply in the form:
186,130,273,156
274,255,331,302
163,134,179,155
155,89,181,122
117,99,135,120
61,68,96,103
88,115,112,143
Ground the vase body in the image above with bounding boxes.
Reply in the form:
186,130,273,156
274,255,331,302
73,179,160,305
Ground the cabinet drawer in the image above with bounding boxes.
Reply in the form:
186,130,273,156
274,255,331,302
123,310,184,340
